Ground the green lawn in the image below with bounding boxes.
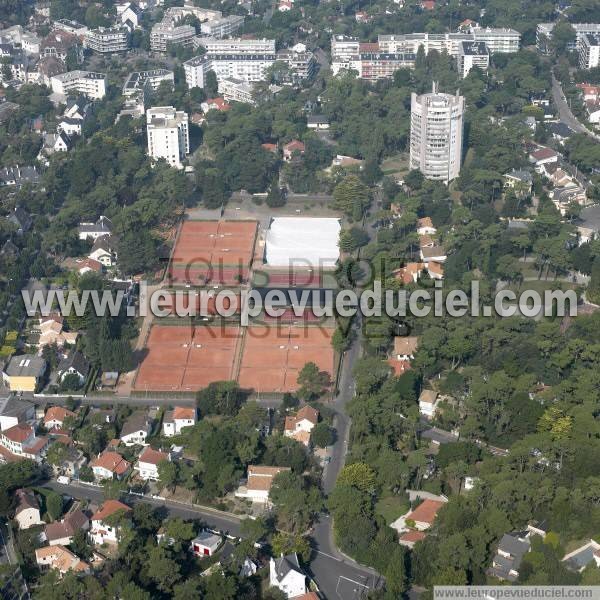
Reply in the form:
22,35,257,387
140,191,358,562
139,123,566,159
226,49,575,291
381,153,409,177
375,493,409,525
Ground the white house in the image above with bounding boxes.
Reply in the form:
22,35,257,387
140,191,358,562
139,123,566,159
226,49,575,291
44,406,76,429
391,497,448,534
284,405,319,447
0,424,49,462
14,489,43,529
420,245,447,264
89,499,131,545
162,406,196,437
419,389,439,418
90,450,131,481
416,217,437,236
78,216,112,241
136,446,170,481
190,530,222,557
269,553,307,598
44,510,89,546
88,235,116,267
235,465,291,505
120,412,151,446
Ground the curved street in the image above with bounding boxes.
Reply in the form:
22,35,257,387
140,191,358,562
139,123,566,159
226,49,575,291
551,74,600,141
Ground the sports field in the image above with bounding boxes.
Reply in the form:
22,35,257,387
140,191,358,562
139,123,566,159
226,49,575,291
168,220,257,285
134,324,241,392
238,324,334,393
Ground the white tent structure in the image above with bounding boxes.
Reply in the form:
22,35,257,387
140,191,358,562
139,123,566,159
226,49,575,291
265,217,341,268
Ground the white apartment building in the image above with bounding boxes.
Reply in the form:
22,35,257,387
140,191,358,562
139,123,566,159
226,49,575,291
580,33,600,69
184,53,276,85
50,70,107,99
184,55,212,88
200,15,245,38
195,37,276,54
470,27,520,53
150,22,196,53
146,106,190,169
457,41,490,77
410,84,464,183
84,27,129,53
123,69,174,96
377,28,519,56
218,77,255,104
331,35,360,60
537,22,600,53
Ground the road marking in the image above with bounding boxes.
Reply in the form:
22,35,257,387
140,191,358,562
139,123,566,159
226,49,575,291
315,549,342,561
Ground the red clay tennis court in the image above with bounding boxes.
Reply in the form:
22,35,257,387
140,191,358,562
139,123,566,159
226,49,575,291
134,324,241,392
238,325,334,393
170,220,257,281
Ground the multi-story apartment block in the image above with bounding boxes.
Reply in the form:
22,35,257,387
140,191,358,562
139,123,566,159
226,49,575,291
50,70,107,99
537,22,600,53
150,22,196,53
183,55,212,88
84,27,129,53
410,84,464,183
195,37,276,54
200,15,245,38
330,35,360,60
332,28,517,80
185,38,315,87
457,41,490,77
469,27,520,53
580,33,600,69
123,69,174,96
146,106,190,169
218,77,256,104
276,47,317,81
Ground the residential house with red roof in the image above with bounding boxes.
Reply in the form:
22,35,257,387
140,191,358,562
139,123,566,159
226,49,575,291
35,544,90,576
44,406,76,429
162,406,196,437
135,446,170,481
284,405,319,447
0,423,49,462
235,465,291,505
90,450,131,481
283,140,305,161
89,499,132,545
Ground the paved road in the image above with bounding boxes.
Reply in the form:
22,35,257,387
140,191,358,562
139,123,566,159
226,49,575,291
47,478,380,599
0,520,15,565
44,480,244,538
309,313,385,599
551,74,600,141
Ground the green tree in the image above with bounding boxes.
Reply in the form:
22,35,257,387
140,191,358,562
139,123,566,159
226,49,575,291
337,462,376,494
297,362,331,401
271,532,310,562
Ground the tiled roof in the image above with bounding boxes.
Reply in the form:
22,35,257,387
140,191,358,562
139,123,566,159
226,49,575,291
138,446,169,466
3,423,33,443
91,499,131,522
91,450,130,475
407,499,445,525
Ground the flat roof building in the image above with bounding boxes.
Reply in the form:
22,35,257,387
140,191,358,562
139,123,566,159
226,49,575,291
84,27,129,54
580,33,600,69
410,84,464,183
265,217,341,268
50,70,107,99
146,106,190,169
457,41,489,78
